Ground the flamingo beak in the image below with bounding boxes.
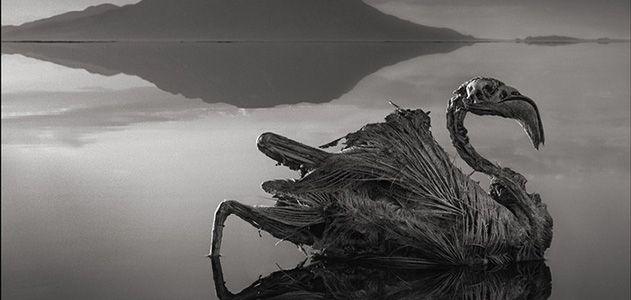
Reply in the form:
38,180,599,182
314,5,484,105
465,93,545,150
499,95,545,149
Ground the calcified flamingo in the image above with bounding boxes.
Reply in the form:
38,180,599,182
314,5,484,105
210,77,552,266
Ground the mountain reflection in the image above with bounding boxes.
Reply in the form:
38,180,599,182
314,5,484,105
210,257,551,300
1,42,466,108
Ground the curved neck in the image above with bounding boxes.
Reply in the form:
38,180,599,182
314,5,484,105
446,98,502,178
446,95,552,256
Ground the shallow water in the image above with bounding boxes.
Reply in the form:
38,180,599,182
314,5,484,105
1,42,629,299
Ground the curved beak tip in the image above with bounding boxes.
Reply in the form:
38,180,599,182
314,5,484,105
534,141,543,150
501,95,544,152
526,123,544,150
530,129,544,150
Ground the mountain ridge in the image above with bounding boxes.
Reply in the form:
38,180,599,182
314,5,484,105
1,0,474,41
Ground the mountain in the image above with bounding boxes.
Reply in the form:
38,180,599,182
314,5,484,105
1,42,466,107
514,35,629,46
516,35,582,44
2,4,119,37
1,0,472,41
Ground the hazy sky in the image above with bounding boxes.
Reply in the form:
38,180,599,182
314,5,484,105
1,0,629,39
366,0,631,39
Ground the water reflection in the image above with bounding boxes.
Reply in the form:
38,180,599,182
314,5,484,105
1,42,629,300
210,257,551,300
1,42,466,108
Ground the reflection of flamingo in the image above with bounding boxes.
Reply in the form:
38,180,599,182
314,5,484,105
210,77,552,266
210,256,552,300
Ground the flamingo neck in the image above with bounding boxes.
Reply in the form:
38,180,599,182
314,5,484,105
446,95,552,257
446,97,502,178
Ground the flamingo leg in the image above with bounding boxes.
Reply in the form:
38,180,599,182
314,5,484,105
209,200,316,257
209,256,235,300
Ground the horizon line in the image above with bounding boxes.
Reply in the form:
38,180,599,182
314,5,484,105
1,39,630,44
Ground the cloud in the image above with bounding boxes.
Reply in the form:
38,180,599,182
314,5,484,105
1,87,232,146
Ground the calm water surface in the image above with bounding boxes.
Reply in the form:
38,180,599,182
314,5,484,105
2,42,630,299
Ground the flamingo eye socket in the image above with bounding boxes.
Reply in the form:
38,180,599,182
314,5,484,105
500,90,508,98
483,85,494,95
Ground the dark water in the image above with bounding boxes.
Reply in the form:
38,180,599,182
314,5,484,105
1,42,629,299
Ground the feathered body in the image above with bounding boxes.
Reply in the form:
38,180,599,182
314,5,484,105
255,108,548,266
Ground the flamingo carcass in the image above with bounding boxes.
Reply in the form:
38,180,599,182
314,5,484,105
210,77,553,266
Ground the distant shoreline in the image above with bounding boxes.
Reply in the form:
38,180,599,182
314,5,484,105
1,39,629,44
1,39,476,43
